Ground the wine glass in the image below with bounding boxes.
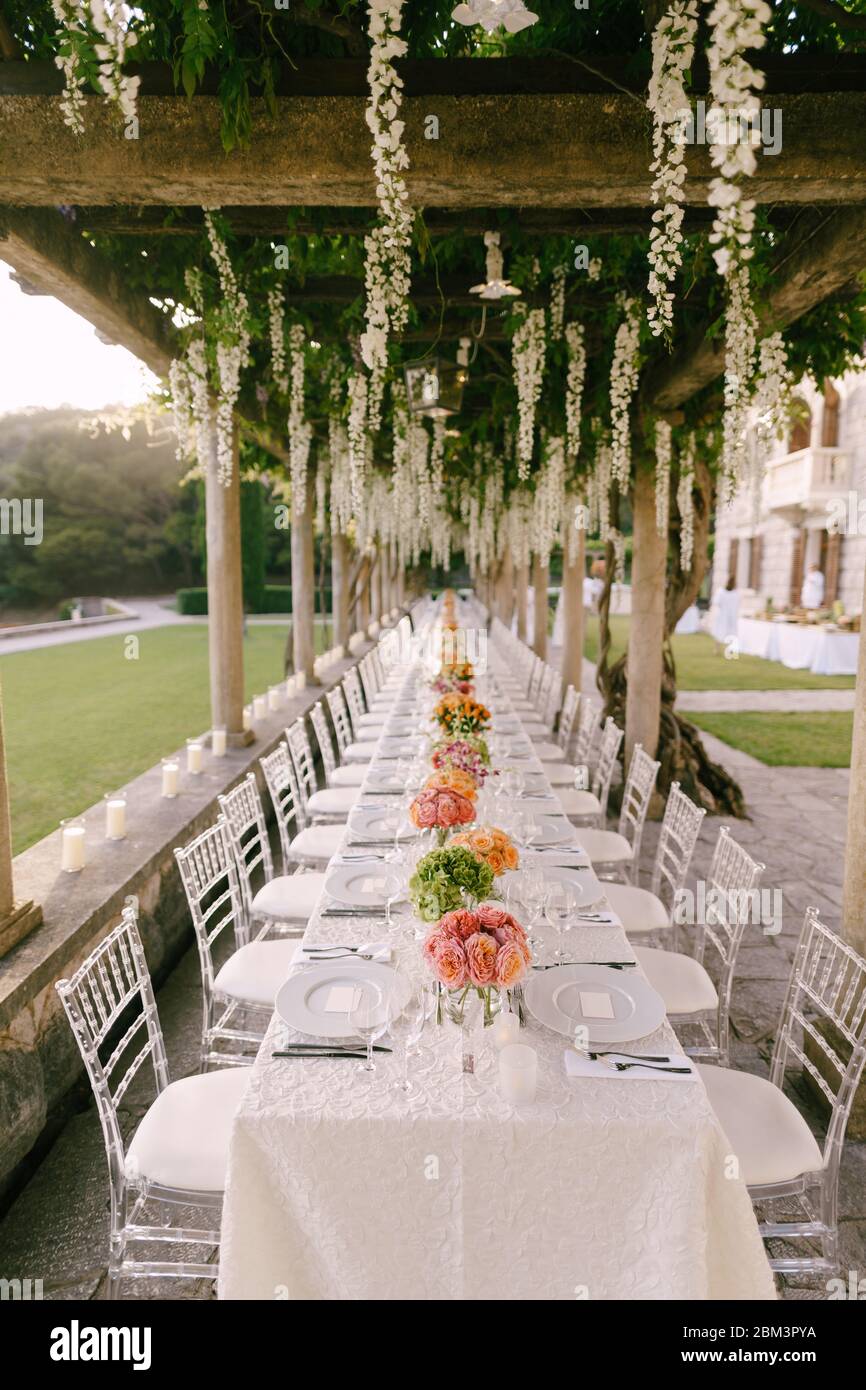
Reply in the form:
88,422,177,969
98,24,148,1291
386,983,430,1095
518,866,546,950
546,880,578,962
348,985,390,1072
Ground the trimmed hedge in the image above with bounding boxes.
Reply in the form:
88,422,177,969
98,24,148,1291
176,585,332,616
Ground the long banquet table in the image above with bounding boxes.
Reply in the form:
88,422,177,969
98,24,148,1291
737,616,859,676
218,634,776,1301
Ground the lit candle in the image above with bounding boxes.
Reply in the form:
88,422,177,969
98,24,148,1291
284,675,296,699
499,1043,538,1105
253,695,267,720
60,819,86,873
490,1009,521,1051
212,727,227,757
268,685,282,712
243,705,252,732
296,670,306,691
186,739,203,775
161,759,179,798
104,793,126,841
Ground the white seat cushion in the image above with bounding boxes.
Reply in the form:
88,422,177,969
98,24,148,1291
290,824,345,862
357,713,387,729
578,828,633,864
308,787,357,816
545,761,580,785
697,1064,824,1187
331,765,367,787
215,939,300,1007
634,946,718,1014
125,1068,250,1193
343,743,375,762
556,787,602,817
252,872,326,920
603,882,670,934
535,741,564,761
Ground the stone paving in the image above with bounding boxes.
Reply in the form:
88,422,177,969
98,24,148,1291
0,674,862,1301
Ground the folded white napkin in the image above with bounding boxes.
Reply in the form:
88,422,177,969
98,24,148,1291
564,1049,695,1081
300,941,392,963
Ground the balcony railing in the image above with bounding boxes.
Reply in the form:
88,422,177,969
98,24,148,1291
765,446,851,512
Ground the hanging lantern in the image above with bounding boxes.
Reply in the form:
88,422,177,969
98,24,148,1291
404,339,470,419
470,230,522,300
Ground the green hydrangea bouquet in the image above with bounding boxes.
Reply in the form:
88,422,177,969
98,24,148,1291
408,845,495,923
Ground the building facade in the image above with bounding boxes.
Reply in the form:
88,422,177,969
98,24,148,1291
712,370,866,615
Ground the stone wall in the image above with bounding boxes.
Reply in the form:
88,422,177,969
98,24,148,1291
0,644,375,1207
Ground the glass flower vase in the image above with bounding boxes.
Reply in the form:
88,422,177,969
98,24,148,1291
441,984,502,1074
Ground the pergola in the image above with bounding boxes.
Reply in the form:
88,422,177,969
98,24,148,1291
0,6,865,982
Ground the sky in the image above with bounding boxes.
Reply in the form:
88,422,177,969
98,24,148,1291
0,261,159,415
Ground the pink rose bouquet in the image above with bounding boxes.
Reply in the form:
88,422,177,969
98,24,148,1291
423,906,531,1025
409,782,475,846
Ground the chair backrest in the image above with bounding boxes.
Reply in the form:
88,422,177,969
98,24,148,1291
527,657,544,704
574,698,601,767
557,685,580,753
56,901,168,1190
616,743,661,863
698,827,765,1058
175,820,247,989
649,781,706,910
343,668,367,731
358,653,378,706
326,685,354,755
260,743,307,869
218,773,277,917
542,670,563,730
286,718,318,816
590,718,624,817
770,907,866,1174
310,701,339,784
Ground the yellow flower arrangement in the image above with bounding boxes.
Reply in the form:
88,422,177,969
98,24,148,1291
432,693,491,736
450,826,520,877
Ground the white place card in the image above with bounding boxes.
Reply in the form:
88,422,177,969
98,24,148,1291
361,877,387,894
578,991,615,1020
324,986,360,1014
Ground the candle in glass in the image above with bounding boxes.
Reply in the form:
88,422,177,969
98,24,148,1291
104,792,126,841
284,675,296,699
490,1008,521,1051
242,705,252,732
499,1043,538,1105
253,695,267,720
186,739,203,775
212,727,227,758
161,758,179,798
268,685,282,712
60,818,86,873
296,670,306,691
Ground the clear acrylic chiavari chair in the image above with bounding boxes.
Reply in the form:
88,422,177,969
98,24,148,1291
219,770,327,924
310,699,366,787
607,781,706,944
578,740,660,883
285,717,356,821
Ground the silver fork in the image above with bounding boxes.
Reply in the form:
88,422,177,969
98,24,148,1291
604,1059,692,1074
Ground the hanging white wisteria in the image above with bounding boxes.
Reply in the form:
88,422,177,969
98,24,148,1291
720,262,757,499
705,0,769,279
51,1,140,133
429,417,446,495
361,0,413,375
505,492,533,574
609,297,642,489
328,419,353,536
185,336,212,470
315,457,328,532
676,432,696,573
268,286,288,393
203,208,251,486
596,441,612,542
753,331,793,455
549,264,567,341
168,358,192,462
512,307,547,478
609,528,626,585
654,419,673,537
564,321,586,462
286,323,310,511
646,0,699,339
532,436,566,568
347,372,370,514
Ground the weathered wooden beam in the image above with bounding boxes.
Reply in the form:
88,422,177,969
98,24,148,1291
646,207,866,411
0,205,175,376
1,88,865,207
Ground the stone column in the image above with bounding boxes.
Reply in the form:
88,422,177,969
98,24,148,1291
331,529,351,654
531,556,549,660
560,526,586,695
497,544,514,626
841,562,866,958
291,475,318,684
0,682,41,958
205,421,250,743
625,465,666,763
515,562,529,642
358,554,372,632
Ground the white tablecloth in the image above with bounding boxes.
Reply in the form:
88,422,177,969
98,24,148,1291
737,618,859,675
218,660,776,1301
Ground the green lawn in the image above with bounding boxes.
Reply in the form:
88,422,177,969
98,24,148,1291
583,615,856,692
1,624,297,854
689,711,853,767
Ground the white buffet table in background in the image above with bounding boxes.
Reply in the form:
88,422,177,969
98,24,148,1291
737,618,859,676
218,647,775,1302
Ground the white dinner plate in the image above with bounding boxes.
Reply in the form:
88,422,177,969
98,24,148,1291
324,862,407,908
365,767,407,791
534,862,606,910
524,964,667,1044
525,815,574,847
348,807,418,842
276,961,410,1039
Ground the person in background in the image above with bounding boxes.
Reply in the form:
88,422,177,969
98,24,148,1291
801,563,825,611
711,575,740,653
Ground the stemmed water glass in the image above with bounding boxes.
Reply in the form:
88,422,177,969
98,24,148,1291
546,880,578,962
348,986,390,1072
386,982,431,1095
507,867,545,951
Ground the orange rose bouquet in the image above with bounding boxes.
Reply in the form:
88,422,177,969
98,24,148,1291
433,692,491,737
409,782,475,847
425,767,478,801
450,825,519,877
